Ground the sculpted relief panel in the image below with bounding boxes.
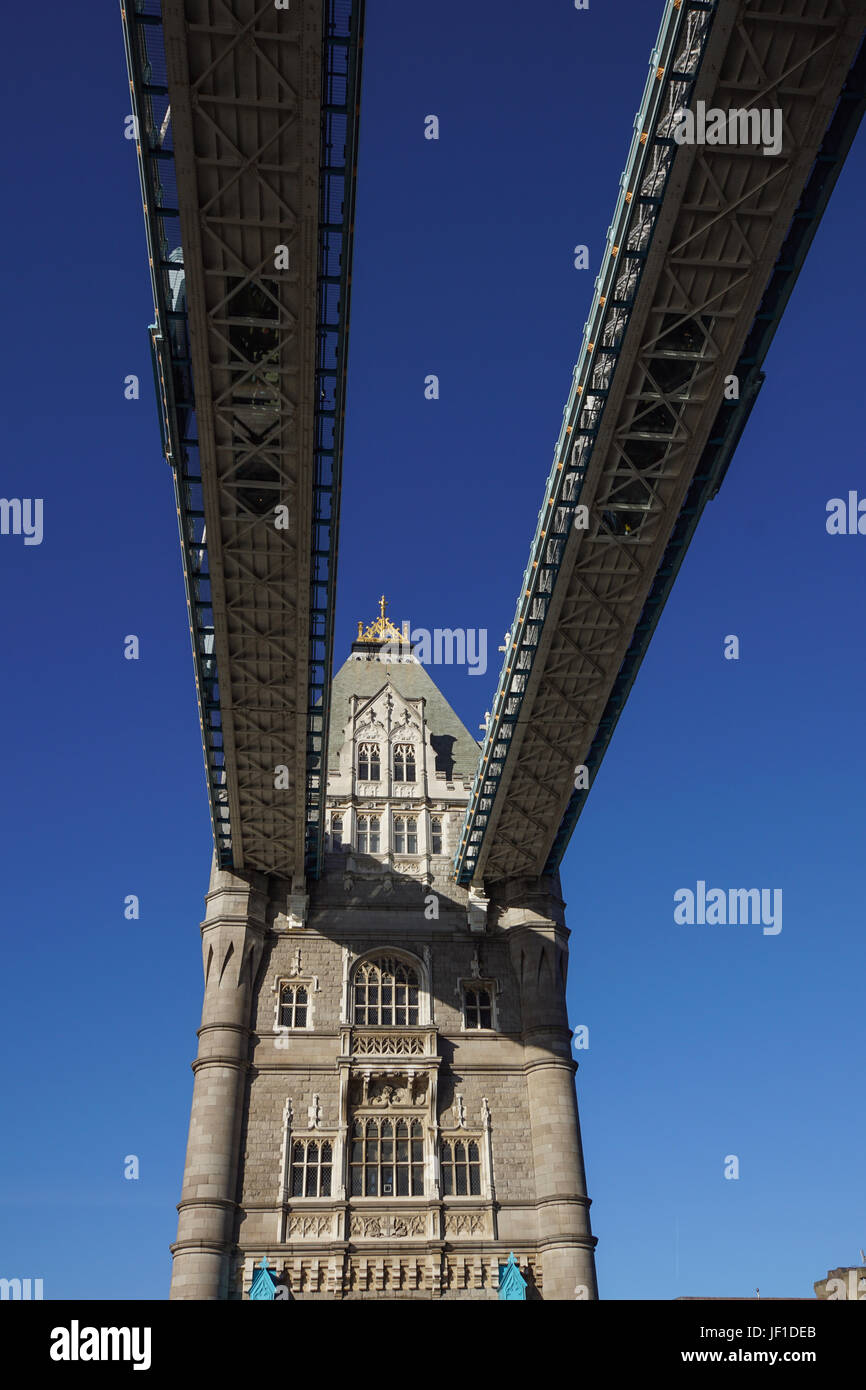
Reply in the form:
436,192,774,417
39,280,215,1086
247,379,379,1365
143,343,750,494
348,1073,428,1109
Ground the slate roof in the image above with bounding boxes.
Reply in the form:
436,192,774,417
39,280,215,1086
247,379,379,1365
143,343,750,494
327,655,481,782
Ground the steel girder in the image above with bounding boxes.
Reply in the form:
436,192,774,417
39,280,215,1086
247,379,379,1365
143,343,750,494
124,0,363,878
455,0,866,886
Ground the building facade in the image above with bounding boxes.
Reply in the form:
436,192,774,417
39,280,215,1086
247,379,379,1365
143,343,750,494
169,607,598,1300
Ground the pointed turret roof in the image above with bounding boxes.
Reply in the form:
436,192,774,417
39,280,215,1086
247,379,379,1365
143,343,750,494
327,602,481,782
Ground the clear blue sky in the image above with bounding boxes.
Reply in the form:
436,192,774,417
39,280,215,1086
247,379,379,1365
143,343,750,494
1,0,863,1301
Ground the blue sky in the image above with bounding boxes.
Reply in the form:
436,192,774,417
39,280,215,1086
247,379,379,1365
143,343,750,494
0,0,863,1300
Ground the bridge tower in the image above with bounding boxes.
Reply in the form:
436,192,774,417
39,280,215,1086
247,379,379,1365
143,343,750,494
170,604,597,1300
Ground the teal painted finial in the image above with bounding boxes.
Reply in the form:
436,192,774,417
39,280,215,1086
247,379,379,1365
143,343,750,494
249,1257,279,1300
498,1251,527,1301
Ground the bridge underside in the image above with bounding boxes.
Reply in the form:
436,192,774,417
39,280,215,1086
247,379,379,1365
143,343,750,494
125,0,363,879
457,0,866,887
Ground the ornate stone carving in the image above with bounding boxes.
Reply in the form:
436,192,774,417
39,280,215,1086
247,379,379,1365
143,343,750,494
391,785,417,801
454,1093,467,1128
352,1032,425,1057
392,1215,425,1238
481,1096,491,1127
444,1212,485,1237
307,1094,322,1129
350,1215,385,1238
350,1213,425,1239
356,717,386,739
288,1215,331,1238
348,1072,428,1108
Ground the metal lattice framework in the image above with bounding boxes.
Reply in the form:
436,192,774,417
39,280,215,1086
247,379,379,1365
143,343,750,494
456,0,866,886
123,0,363,878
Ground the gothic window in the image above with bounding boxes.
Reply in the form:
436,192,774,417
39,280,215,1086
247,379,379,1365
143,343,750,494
331,814,343,850
464,986,492,1030
290,1139,332,1197
357,814,380,854
279,983,309,1028
393,815,418,855
350,1117,424,1196
431,816,442,855
358,743,380,781
393,744,416,782
353,956,419,1026
440,1138,482,1197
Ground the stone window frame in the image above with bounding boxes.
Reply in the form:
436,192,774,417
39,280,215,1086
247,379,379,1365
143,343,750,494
392,813,418,855
352,956,421,1027
439,1134,485,1199
289,1136,334,1198
348,1114,425,1198
279,1100,344,1214
430,813,444,855
357,742,380,782
342,947,432,1028
272,973,319,1034
356,813,380,854
459,978,499,1033
392,743,416,783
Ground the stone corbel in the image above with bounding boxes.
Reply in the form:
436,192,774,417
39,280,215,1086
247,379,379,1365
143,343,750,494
467,886,489,934
287,875,309,930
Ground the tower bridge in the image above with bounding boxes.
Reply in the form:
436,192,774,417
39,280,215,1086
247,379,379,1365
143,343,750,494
121,0,865,1301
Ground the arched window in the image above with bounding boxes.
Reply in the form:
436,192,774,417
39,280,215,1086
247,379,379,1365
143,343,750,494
331,814,343,850
440,1138,481,1196
353,956,419,1026
357,814,380,854
279,983,309,1028
291,1139,332,1197
463,986,492,1030
350,1117,424,1196
431,816,442,855
393,744,416,782
358,743,380,781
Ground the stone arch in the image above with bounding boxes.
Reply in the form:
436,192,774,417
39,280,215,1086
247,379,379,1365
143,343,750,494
348,946,431,1026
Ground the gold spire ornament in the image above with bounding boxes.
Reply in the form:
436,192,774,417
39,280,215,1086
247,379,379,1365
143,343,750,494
355,596,406,645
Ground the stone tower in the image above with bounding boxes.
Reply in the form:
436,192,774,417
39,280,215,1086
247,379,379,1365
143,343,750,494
169,604,598,1300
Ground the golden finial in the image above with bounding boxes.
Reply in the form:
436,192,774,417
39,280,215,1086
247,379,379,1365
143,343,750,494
355,597,405,646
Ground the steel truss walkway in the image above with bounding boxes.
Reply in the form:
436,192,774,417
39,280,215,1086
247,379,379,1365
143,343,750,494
122,0,363,879
456,0,866,887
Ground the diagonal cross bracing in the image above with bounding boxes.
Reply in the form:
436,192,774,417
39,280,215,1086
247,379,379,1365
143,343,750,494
455,0,866,886
122,0,364,878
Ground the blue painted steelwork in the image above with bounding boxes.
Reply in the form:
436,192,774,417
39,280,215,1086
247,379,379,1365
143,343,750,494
543,28,866,875
455,0,716,886
249,1257,279,1300
306,0,365,879
122,0,363,877
120,0,233,866
498,1252,527,1301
